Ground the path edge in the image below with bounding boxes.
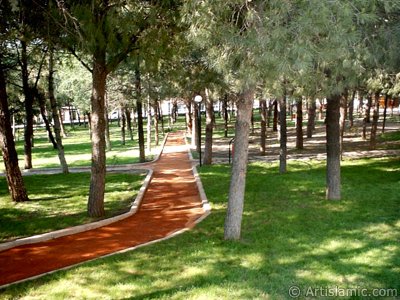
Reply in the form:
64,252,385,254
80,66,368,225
0,134,169,253
0,132,212,289
184,134,211,225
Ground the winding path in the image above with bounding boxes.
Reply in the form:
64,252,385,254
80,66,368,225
0,132,209,287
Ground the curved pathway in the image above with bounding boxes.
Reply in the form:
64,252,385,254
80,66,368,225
0,132,208,287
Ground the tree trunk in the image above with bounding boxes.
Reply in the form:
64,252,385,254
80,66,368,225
369,91,380,149
153,101,159,146
279,94,287,174
87,50,107,218
192,101,199,150
326,94,341,200
36,88,57,149
366,94,372,123
224,88,254,240
348,90,356,128
296,98,303,150
59,109,67,138
104,95,111,151
120,105,126,145
185,101,192,135
0,61,29,202
203,89,214,165
223,95,229,137
273,99,278,132
135,60,145,163
48,48,69,174
306,99,316,138
259,99,267,155
125,108,133,141
339,92,348,160
146,98,152,153
21,40,34,169
87,112,92,138
382,94,388,133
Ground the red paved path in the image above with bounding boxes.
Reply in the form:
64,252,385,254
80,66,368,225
0,132,206,287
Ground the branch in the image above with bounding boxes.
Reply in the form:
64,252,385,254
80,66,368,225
34,46,49,88
106,16,149,74
67,46,93,73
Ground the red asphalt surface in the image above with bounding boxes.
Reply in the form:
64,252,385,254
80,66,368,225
0,132,206,287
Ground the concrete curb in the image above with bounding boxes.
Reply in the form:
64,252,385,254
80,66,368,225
0,169,153,253
0,134,169,252
185,133,211,225
0,132,212,290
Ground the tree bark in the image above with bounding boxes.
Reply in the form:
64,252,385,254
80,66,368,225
192,100,199,150
369,91,380,149
125,107,133,141
348,90,356,128
273,99,278,132
306,99,316,138
146,98,152,153
120,104,126,145
59,109,67,138
185,100,192,135
326,94,341,200
135,60,145,163
104,95,111,151
153,101,159,146
35,88,57,149
203,89,214,165
87,49,107,218
48,48,69,174
366,94,372,123
0,61,29,202
296,98,303,150
21,40,34,169
223,95,229,137
279,94,287,174
224,88,254,240
339,92,348,160
259,99,267,155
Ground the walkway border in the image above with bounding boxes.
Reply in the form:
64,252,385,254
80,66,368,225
0,132,211,290
0,134,169,252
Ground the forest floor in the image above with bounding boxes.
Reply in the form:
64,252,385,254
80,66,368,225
209,116,400,163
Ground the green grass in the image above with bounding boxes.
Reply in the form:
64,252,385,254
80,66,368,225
1,158,399,299
0,123,163,172
0,172,145,242
379,130,400,142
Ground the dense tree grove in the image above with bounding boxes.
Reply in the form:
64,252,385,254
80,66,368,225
0,0,399,238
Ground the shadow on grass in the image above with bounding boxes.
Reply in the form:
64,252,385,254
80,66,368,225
1,158,399,299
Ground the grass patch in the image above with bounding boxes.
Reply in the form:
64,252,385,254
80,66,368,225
0,172,145,242
1,157,399,299
0,123,162,172
379,130,400,142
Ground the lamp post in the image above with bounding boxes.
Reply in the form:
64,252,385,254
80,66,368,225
194,95,202,166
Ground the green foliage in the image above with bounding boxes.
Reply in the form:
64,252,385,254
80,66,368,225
1,158,399,298
0,172,145,242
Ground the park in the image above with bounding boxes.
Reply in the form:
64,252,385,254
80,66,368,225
0,1,399,299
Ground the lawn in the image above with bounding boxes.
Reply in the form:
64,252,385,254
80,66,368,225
1,157,398,299
0,172,145,242
0,122,164,172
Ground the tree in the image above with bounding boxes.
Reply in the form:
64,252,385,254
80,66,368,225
52,0,181,216
0,58,29,202
203,88,214,165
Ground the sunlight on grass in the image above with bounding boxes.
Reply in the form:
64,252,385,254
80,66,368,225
0,124,163,172
1,157,399,299
0,172,145,242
